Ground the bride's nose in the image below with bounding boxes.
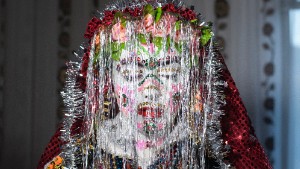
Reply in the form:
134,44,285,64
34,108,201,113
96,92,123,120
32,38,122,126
143,86,162,101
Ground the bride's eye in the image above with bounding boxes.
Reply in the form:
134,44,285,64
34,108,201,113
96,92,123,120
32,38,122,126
121,68,144,81
158,73,178,82
171,74,178,81
157,66,180,82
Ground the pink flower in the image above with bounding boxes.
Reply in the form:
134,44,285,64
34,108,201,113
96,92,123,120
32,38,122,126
152,27,164,37
153,13,177,37
111,22,127,42
173,26,188,42
137,14,154,33
144,14,154,28
163,13,177,33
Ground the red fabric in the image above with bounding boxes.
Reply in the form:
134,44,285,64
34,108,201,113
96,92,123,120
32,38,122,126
37,127,63,169
37,53,272,169
220,56,272,169
38,21,271,169
37,62,272,169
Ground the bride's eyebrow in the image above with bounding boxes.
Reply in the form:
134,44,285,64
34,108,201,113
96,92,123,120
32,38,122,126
119,58,145,67
118,56,180,68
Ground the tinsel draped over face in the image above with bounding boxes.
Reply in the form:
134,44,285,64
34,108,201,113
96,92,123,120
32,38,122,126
38,0,273,169
61,1,227,168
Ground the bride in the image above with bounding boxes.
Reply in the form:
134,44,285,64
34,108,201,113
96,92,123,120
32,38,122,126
38,1,271,169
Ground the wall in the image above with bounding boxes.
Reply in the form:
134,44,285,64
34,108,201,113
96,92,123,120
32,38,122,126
0,0,58,168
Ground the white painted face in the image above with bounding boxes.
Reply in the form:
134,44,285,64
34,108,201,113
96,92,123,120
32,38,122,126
112,45,189,147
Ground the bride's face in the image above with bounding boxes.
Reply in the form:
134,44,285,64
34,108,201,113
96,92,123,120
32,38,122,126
112,48,188,140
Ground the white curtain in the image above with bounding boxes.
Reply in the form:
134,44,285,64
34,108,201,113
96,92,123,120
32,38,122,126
187,0,283,168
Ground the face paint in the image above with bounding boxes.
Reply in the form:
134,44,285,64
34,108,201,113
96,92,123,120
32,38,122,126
114,84,136,116
112,41,189,141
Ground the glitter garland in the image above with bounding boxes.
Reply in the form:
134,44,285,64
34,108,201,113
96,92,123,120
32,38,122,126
60,44,86,167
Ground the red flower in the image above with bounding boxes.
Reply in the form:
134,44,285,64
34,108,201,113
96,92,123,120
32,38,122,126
123,7,139,16
187,9,196,20
104,10,114,18
180,10,187,19
123,7,131,14
133,7,142,17
162,4,177,13
84,17,101,39
102,10,115,26
179,8,196,21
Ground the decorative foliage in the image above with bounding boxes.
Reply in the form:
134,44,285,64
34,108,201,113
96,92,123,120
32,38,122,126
200,25,213,46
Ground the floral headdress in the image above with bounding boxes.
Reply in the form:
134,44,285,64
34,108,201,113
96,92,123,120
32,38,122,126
84,1,213,61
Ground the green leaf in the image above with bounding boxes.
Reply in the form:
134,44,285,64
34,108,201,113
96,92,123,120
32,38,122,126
144,4,154,16
112,50,121,61
93,51,100,64
175,21,181,31
190,19,198,24
114,12,126,27
111,42,125,51
121,20,126,27
138,33,147,44
111,42,119,52
166,36,171,50
175,42,182,53
155,7,162,23
111,42,125,61
200,26,212,46
93,46,100,63
153,37,163,49
114,12,123,19
120,42,125,50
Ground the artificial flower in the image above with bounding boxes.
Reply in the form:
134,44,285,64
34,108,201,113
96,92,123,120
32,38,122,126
143,14,154,32
112,21,127,42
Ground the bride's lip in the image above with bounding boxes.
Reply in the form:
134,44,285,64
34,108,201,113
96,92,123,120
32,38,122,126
137,107,164,118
